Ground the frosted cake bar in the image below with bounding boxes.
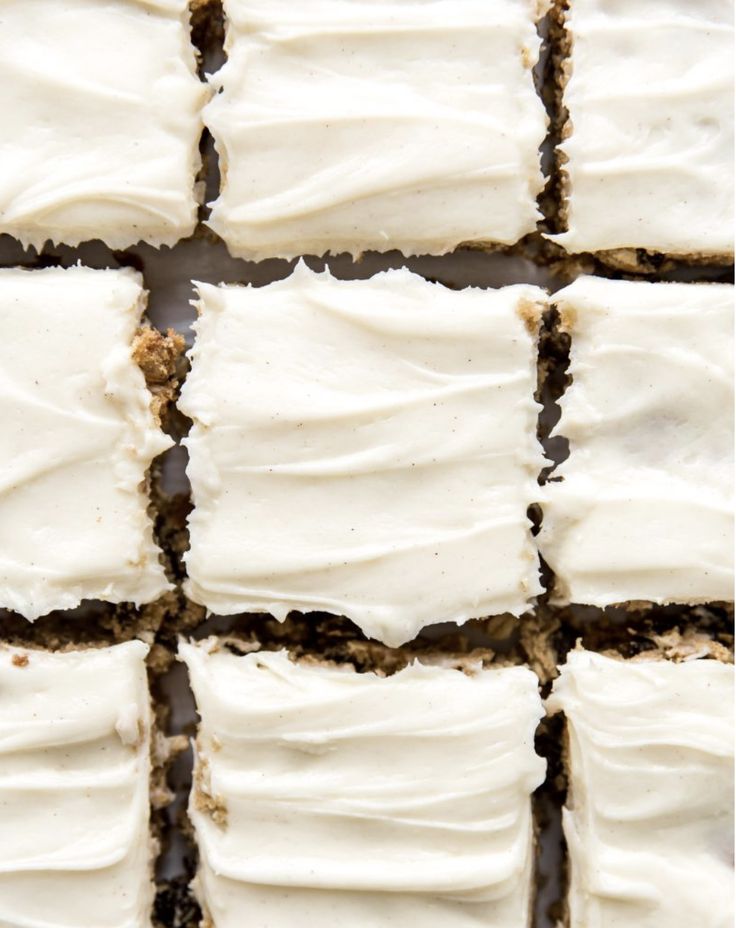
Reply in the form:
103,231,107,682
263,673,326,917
0,266,172,619
541,277,734,606
548,649,734,928
206,0,548,260
0,640,155,928
181,640,546,928
552,0,734,261
181,263,545,646
0,0,206,249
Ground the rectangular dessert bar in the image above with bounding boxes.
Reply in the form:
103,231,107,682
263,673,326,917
541,276,733,607
206,0,549,260
552,0,734,264
0,266,172,619
548,646,734,927
0,639,155,927
0,0,206,249
180,639,546,928
180,263,546,646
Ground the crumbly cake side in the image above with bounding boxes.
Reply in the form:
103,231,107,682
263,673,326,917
548,633,734,928
536,293,571,482
584,247,734,276
541,0,572,240
548,0,734,271
548,603,733,669
133,325,187,431
197,623,505,675
150,650,196,928
136,326,189,645
180,636,546,928
189,0,225,65
0,599,174,652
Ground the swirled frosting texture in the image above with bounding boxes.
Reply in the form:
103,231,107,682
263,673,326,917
181,263,545,646
0,266,172,619
205,0,548,260
548,650,734,928
554,0,734,257
540,277,734,606
0,0,206,249
0,640,154,928
181,642,545,928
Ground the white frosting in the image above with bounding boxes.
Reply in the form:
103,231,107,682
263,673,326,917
0,640,154,928
0,266,172,619
181,642,545,928
548,650,734,928
205,0,548,260
553,0,734,256
540,276,734,606
0,0,206,249
181,263,545,646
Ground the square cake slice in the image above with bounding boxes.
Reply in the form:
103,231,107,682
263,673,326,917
0,0,206,249
180,639,546,928
552,0,734,262
205,0,548,260
548,647,734,928
180,263,545,646
540,277,733,607
0,639,155,927
0,266,173,619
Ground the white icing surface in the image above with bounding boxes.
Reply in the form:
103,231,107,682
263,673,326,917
180,262,545,646
553,0,734,256
206,0,548,260
0,640,154,928
0,266,172,619
540,276,734,606
548,649,735,928
0,0,206,249
181,642,545,928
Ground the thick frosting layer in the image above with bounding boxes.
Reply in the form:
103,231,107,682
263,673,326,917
540,276,734,606
181,263,545,646
548,650,734,928
554,0,734,256
0,0,206,249
206,0,548,260
181,642,545,928
0,640,154,928
0,266,172,618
